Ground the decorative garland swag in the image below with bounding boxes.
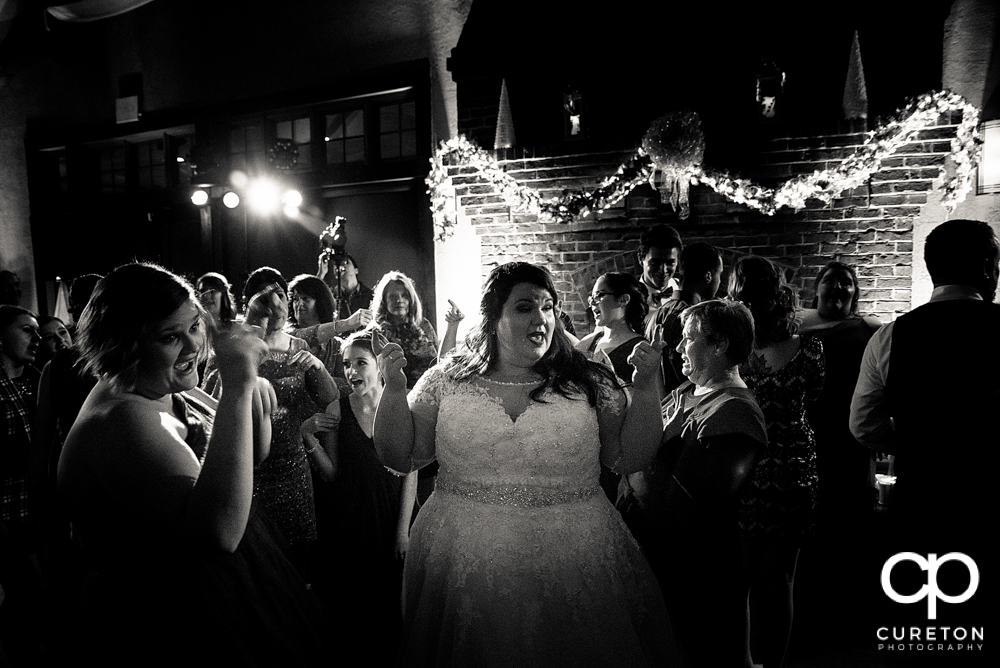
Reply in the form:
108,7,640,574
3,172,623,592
426,90,981,241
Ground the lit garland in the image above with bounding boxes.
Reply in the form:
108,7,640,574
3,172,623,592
426,90,981,240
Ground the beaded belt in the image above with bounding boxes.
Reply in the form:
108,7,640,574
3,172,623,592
436,479,600,507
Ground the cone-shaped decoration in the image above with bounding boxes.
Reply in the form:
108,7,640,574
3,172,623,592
494,79,516,149
843,30,868,120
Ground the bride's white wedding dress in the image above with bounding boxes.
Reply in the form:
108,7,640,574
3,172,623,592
399,366,682,667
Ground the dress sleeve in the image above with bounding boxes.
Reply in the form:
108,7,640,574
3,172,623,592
802,335,826,403
405,364,448,470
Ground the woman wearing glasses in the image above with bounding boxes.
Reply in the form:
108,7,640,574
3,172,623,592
574,273,650,385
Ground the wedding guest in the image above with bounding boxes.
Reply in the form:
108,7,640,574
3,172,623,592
575,272,649,385
730,256,824,668
635,224,682,314
622,299,767,668
0,305,44,664
196,272,238,329
286,273,350,391
241,268,339,575
318,253,375,334
372,261,682,667
371,270,441,507
307,330,417,666
645,243,724,393
35,315,73,370
851,220,998,641
58,263,331,666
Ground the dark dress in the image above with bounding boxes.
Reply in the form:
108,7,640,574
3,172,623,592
803,317,878,532
313,395,405,666
584,332,646,385
739,335,824,542
584,332,645,503
72,393,333,667
622,382,768,668
255,337,337,550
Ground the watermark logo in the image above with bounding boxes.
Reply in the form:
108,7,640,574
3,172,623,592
881,552,979,620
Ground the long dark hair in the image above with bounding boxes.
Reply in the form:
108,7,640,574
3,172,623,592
287,274,336,326
449,262,620,405
596,272,649,334
728,256,797,345
197,272,237,323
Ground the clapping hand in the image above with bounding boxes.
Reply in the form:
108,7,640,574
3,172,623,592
373,328,408,391
301,411,340,437
289,349,323,372
344,308,373,331
212,321,268,390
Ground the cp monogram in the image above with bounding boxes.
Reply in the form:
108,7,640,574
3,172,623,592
881,552,979,620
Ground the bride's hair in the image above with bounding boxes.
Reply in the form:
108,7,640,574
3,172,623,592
449,262,621,405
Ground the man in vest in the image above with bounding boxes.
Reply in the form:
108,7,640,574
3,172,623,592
850,219,997,653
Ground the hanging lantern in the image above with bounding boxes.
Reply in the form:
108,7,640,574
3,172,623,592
756,59,786,120
563,88,585,140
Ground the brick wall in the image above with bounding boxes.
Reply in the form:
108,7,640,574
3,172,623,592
446,113,963,335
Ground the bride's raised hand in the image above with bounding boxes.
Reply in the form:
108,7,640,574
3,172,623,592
373,329,408,391
628,338,668,391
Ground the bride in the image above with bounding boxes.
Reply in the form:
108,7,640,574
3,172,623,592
373,262,684,667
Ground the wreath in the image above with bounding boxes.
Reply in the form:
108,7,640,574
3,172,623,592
267,139,299,171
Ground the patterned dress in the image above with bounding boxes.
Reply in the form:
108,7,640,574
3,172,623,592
398,365,681,667
255,337,337,547
739,335,824,541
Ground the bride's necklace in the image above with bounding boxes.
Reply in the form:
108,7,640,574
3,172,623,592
481,371,543,386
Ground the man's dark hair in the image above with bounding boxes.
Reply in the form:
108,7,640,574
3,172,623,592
638,224,682,259
925,219,999,298
679,242,722,284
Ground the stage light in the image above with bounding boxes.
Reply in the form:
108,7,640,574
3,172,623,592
190,189,209,206
223,191,240,208
247,178,280,214
283,189,303,209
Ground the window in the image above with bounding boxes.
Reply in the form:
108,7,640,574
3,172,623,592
325,109,365,164
379,101,416,159
978,119,1000,195
136,139,166,190
275,116,312,171
100,145,127,195
230,124,266,174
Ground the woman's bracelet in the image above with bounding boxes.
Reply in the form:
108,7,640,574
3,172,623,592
303,434,319,454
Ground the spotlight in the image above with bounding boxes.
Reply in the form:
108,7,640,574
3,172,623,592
223,191,240,208
190,189,209,206
283,189,303,209
247,178,280,214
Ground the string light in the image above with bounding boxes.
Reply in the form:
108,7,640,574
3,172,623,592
426,90,982,241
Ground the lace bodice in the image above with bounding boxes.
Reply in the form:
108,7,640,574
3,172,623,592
409,367,624,501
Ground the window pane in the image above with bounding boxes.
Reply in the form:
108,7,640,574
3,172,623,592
151,140,165,165
276,120,292,140
401,129,417,157
294,117,311,143
381,133,399,159
137,143,150,167
153,168,166,189
326,141,342,164
345,109,364,137
297,147,311,171
326,113,344,140
139,169,151,189
344,137,365,163
380,105,399,132
401,102,416,130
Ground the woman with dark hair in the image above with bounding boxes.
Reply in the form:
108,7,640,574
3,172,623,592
238,267,339,574
575,272,649,502
575,272,649,384
196,272,238,327
35,315,73,370
371,271,439,390
0,305,43,664
307,330,417,664
57,263,330,666
373,262,681,667
286,274,349,389
729,255,824,668
796,261,881,644
621,299,767,668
